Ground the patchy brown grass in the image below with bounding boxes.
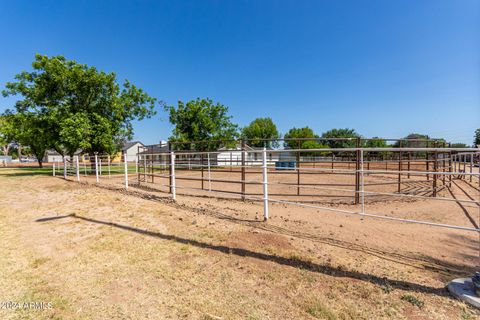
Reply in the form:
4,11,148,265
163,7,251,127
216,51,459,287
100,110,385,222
0,169,479,319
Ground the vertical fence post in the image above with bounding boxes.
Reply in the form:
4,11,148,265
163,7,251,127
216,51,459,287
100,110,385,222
201,154,205,190
297,140,301,196
407,152,411,179
262,147,269,221
397,141,402,193
241,139,246,201
137,146,141,185
144,153,147,183
167,144,171,192
95,154,99,183
433,150,438,197
367,153,370,176
75,156,80,182
108,155,111,178
84,157,87,176
151,156,154,183
53,162,56,177
360,149,365,215
207,152,212,191
449,151,452,187
442,142,446,185
355,138,360,204
63,157,67,179
426,141,430,181
124,153,129,190
453,154,456,174
170,151,176,200
470,153,473,182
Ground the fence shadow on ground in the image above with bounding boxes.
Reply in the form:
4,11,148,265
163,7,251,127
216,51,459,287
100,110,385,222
64,179,478,280
446,183,479,229
36,213,454,299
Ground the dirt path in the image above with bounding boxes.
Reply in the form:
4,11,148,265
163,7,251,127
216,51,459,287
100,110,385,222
0,170,479,319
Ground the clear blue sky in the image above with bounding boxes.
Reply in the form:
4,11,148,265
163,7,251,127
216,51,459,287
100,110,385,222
0,0,479,145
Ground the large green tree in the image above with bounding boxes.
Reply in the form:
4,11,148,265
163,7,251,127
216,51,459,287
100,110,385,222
2,54,157,161
0,113,16,156
284,126,327,156
10,112,52,167
392,133,440,148
165,98,238,150
474,129,480,147
241,117,280,148
450,142,468,148
363,137,388,148
321,128,360,148
284,126,322,149
363,137,389,158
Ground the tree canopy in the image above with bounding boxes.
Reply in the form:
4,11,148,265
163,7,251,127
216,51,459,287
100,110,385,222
474,129,480,147
2,54,157,165
284,126,323,149
165,98,238,150
363,137,388,148
11,112,53,166
0,113,16,155
241,117,280,148
450,142,468,148
392,133,440,148
321,128,360,148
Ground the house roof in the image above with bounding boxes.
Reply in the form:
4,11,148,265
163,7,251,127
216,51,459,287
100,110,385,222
45,149,82,156
122,141,144,151
138,143,169,154
218,144,275,151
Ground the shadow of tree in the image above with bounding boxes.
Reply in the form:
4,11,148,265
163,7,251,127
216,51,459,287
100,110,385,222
36,213,452,298
62,182,477,281
64,180,478,282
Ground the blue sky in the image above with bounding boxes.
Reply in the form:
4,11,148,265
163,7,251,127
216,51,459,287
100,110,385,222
0,0,479,145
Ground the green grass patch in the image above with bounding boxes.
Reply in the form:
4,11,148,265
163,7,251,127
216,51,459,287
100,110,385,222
0,167,53,177
305,300,337,320
401,294,424,308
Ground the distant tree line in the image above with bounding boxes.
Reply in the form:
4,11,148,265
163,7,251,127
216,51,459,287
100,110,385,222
1,55,478,166
164,99,479,152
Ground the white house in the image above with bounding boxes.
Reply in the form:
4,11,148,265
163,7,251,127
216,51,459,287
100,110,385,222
122,141,144,161
217,145,280,167
43,150,83,163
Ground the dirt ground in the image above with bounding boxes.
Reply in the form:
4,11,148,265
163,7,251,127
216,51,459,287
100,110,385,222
1,168,480,319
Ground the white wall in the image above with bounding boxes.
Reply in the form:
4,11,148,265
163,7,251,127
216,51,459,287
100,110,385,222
46,155,68,163
217,150,279,166
125,143,143,161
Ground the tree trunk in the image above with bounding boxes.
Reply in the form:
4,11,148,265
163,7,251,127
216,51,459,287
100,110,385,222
33,150,46,168
1,145,9,156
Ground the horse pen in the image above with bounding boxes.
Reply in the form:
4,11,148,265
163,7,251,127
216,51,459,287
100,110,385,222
58,138,479,228
44,137,480,317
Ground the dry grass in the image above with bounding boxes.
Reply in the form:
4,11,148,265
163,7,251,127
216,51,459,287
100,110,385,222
0,168,479,319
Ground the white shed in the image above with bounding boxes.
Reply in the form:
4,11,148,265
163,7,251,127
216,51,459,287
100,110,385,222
122,141,144,161
217,145,279,167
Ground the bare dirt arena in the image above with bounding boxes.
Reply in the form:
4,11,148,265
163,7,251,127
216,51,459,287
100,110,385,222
1,168,480,319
